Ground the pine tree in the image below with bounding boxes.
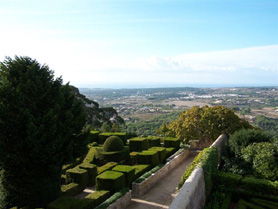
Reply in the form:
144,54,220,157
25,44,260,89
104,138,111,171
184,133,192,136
0,56,86,208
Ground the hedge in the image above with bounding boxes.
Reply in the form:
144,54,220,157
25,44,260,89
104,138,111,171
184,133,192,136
213,171,242,189
89,131,100,143
251,198,278,209
62,157,83,174
238,199,265,209
129,137,149,152
66,167,88,187
79,163,97,186
132,164,152,180
83,148,97,164
135,164,164,183
96,171,125,193
137,151,160,167
84,190,110,209
97,162,118,175
47,196,80,209
61,183,84,197
112,165,135,187
99,147,130,163
147,136,161,148
94,187,129,209
241,177,278,195
163,137,180,149
99,133,127,145
165,147,176,158
179,147,219,197
130,152,138,165
148,147,166,163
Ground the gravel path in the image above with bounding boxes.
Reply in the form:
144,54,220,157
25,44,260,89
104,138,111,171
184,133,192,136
126,151,198,209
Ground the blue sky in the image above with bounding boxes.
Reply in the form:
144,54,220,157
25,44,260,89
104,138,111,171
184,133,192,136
0,0,277,88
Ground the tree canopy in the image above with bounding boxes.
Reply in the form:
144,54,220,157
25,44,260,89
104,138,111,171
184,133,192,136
0,56,86,208
163,106,252,142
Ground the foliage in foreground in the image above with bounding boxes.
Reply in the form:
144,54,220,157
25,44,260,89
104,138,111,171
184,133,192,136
0,56,86,208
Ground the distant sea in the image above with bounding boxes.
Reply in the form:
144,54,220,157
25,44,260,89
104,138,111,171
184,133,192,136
76,83,277,89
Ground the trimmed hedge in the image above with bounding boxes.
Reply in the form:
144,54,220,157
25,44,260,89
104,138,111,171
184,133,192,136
251,198,278,209
112,165,135,187
66,167,88,187
94,187,129,209
99,133,127,145
97,162,118,175
61,182,84,197
129,137,149,152
83,148,97,164
99,147,130,163
132,164,152,180
179,147,219,197
238,199,265,209
137,151,160,167
47,196,80,209
163,137,180,149
84,190,110,209
241,177,278,195
96,171,125,193
213,171,242,189
79,163,97,186
147,136,161,148
135,164,164,183
165,147,176,158
89,131,100,143
130,152,138,165
62,157,83,174
148,147,166,163
103,136,124,152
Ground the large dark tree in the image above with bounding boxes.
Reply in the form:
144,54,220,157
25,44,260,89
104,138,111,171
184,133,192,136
0,56,86,208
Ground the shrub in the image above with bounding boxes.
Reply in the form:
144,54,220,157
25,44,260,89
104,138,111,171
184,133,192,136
62,158,83,174
94,188,129,209
112,165,135,187
241,142,278,181
251,198,278,209
147,136,161,148
148,147,166,163
229,129,272,156
165,147,176,158
221,192,232,209
163,137,180,149
97,162,118,175
137,151,160,167
96,171,125,193
91,142,99,147
99,133,127,145
83,148,97,164
133,164,152,180
130,152,138,165
66,167,88,187
241,177,278,195
79,163,97,186
89,131,100,143
238,199,265,209
47,196,80,209
99,147,130,163
84,190,110,209
213,171,242,189
179,147,218,196
135,164,164,183
61,183,84,197
129,137,149,152
103,136,124,152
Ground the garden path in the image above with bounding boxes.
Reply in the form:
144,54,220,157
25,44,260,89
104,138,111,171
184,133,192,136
126,151,198,209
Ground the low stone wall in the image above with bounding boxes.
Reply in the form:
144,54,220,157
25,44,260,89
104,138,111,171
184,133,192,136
169,167,205,209
131,149,190,197
107,190,132,209
169,134,228,209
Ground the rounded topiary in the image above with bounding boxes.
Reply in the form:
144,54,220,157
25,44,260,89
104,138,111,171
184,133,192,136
103,136,124,152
